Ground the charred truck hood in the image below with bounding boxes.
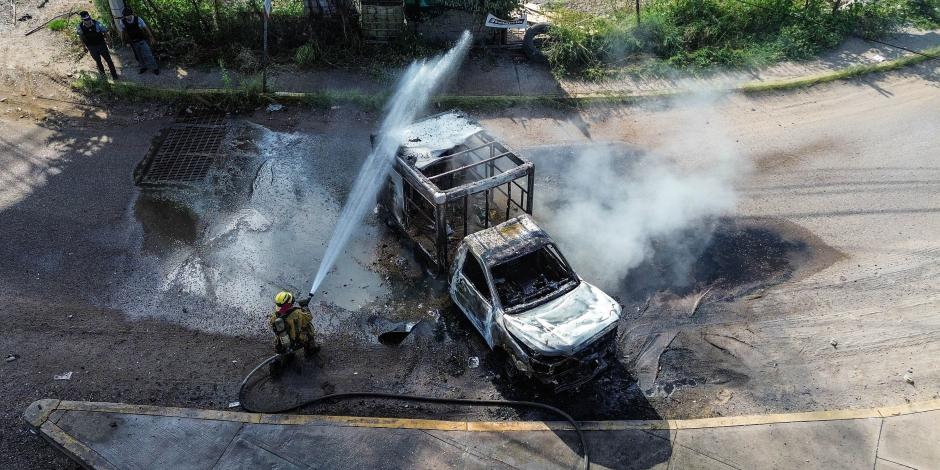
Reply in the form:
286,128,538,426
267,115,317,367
502,281,620,356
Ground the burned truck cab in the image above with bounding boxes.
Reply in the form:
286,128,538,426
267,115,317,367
450,215,622,392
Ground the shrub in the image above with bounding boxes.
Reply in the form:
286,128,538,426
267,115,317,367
542,0,935,77
294,43,321,69
908,0,940,26
122,0,313,64
843,0,909,38
48,18,69,31
232,45,261,73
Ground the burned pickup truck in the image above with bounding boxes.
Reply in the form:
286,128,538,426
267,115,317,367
377,111,621,391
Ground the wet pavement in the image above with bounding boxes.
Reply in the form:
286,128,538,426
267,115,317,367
118,122,392,335
6,108,877,421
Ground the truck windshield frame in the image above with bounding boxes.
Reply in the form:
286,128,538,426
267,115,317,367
491,243,579,313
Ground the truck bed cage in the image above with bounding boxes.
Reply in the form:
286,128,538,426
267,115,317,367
378,111,535,277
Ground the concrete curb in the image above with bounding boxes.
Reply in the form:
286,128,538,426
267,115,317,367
24,400,118,470
25,398,940,433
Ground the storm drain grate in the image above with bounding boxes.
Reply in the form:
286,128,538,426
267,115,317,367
174,114,226,126
138,121,227,185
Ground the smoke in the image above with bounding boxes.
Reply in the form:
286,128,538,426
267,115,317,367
309,31,472,297
539,92,745,291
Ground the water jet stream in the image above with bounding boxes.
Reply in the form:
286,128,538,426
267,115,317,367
308,31,472,297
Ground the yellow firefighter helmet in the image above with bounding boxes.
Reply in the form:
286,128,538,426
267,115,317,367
274,291,294,306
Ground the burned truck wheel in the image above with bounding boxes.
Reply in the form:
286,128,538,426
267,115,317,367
523,23,551,63
491,348,526,385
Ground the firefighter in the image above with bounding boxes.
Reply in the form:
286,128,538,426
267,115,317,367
269,291,319,366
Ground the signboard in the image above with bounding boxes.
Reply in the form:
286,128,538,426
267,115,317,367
484,13,528,29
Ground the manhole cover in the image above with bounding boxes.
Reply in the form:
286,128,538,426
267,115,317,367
137,117,227,186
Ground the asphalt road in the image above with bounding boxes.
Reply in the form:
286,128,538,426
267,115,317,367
478,61,940,416
1,62,938,468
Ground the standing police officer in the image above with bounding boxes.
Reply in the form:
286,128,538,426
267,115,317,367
120,6,160,75
75,11,119,80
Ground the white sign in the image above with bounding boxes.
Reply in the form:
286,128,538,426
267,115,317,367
484,13,528,29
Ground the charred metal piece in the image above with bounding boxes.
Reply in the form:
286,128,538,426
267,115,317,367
378,321,417,345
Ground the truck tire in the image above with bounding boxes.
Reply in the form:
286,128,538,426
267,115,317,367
523,23,551,63
490,348,521,384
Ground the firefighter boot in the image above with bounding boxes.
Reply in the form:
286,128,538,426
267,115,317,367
303,337,320,359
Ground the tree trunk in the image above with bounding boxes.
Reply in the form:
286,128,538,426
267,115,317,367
212,0,221,32
188,0,211,35
830,0,843,15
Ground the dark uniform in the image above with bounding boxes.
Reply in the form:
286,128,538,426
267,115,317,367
121,8,159,74
76,14,118,80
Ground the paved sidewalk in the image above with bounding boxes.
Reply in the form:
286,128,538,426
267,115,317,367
24,398,940,469
111,29,939,97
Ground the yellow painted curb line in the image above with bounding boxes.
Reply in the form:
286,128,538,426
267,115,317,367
26,398,940,433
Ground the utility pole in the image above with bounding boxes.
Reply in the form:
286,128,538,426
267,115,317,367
263,0,271,92
107,0,126,32
636,0,641,25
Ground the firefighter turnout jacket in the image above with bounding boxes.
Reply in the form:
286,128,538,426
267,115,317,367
270,306,314,349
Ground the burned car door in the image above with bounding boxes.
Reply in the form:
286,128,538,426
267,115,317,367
450,248,497,347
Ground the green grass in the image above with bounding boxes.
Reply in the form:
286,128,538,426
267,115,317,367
740,45,940,92
48,18,70,31
47,16,85,52
72,73,271,111
542,0,940,78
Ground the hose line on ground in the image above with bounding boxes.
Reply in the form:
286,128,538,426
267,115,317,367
239,354,591,470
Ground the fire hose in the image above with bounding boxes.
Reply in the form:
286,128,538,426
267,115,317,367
238,353,591,470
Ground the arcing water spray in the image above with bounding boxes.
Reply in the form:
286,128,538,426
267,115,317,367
308,31,473,297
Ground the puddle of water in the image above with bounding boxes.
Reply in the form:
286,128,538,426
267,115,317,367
116,125,390,335
133,195,199,252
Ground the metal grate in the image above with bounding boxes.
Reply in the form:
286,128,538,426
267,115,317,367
174,114,226,126
138,123,227,185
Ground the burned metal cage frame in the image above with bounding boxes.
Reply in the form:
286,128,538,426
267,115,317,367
379,115,535,277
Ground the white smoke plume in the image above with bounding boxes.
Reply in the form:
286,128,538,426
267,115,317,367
540,92,745,290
